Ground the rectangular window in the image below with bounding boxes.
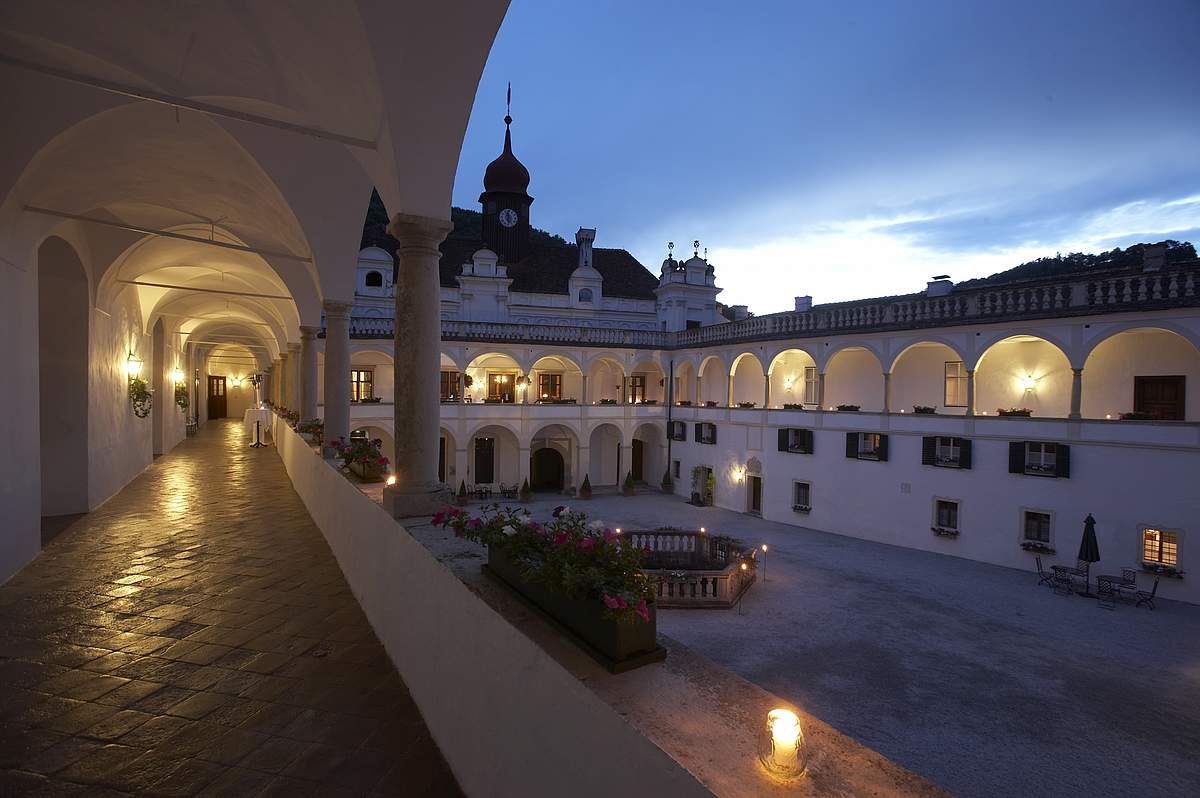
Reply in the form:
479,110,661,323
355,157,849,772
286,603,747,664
487,372,517,403
1025,442,1056,474
1023,510,1052,543
858,432,882,459
629,375,647,403
944,361,967,407
673,460,681,479
669,421,687,441
351,369,373,401
935,499,959,530
696,422,717,444
537,372,562,401
440,371,458,401
935,436,960,466
778,428,813,454
1142,528,1179,566
803,366,818,405
792,481,811,510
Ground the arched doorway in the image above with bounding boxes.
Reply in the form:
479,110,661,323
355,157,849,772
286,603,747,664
38,236,90,523
531,448,565,491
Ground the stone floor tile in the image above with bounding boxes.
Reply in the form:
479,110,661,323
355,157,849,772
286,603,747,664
21,736,106,774
237,735,309,774
115,714,193,748
55,742,146,785
80,708,155,741
192,727,269,767
130,686,196,715
93,679,166,709
0,722,67,769
41,701,122,735
165,692,230,721
194,765,275,797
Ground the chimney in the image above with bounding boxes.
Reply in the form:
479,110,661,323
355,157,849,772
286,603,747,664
926,275,953,297
1142,243,1166,272
730,304,749,321
575,227,596,269
794,296,812,312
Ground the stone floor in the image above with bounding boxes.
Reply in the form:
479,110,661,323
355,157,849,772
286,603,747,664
0,420,462,797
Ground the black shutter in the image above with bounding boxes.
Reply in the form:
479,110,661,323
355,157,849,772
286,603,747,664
710,425,717,444
802,429,814,454
921,436,936,466
1008,441,1025,474
878,434,889,462
958,438,972,469
845,432,857,459
778,428,789,452
694,423,701,443
1056,445,1071,478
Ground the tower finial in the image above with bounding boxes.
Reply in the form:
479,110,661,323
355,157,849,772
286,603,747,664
667,241,674,257
693,239,700,256
505,81,512,126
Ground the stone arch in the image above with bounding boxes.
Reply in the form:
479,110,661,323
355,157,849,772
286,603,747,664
766,348,819,408
697,355,727,406
586,356,626,404
729,352,766,407
630,359,666,403
1081,326,1200,420
587,422,625,487
824,345,885,411
975,334,1072,417
466,423,520,488
530,354,583,403
529,423,579,492
632,422,666,485
673,358,696,404
464,351,523,403
889,340,970,414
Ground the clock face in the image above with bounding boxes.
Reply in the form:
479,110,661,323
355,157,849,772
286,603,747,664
499,208,519,228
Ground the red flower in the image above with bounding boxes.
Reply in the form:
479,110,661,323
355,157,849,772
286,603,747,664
467,518,482,530
603,594,627,610
578,537,596,553
602,529,618,544
635,598,649,623
432,510,447,526
552,532,569,546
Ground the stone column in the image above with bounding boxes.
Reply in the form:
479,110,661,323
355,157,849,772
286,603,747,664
299,326,319,421
271,359,281,405
965,369,976,417
383,214,454,518
321,301,353,458
817,372,826,409
519,445,531,489
581,374,589,404
457,372,464,405
287,343,301,411
882,372,892,413
1069,367,1083,419
695,376,702,405
763,377,770,409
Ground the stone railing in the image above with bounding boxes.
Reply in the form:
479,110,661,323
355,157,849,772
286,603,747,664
333,262,1199,350
634,530,758,608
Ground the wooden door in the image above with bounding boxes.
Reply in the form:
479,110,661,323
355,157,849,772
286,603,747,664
631,439,644,481
207,376,227,419
473,437,495,484
438,436,446,483
1134,376,1185,420
749,476,762,514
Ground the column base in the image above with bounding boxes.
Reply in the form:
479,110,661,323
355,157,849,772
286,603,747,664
383,483,453,520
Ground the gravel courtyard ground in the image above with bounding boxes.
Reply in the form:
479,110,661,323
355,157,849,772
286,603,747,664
508,490,1200,798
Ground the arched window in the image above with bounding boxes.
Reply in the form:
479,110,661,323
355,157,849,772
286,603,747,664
578,288,593,304
365,271,383,287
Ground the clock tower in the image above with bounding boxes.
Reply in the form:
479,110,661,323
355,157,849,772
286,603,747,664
479,91,533,262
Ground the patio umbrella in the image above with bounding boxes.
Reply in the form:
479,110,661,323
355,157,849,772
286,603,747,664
1078,514,1101,563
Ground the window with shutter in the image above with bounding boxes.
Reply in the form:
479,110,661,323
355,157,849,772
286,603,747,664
1055,445,1071,478
1008,441,1025,474
845,432,857,458
778,428,789,452
877,434,889,461
958,439,973,469
921,437,936,466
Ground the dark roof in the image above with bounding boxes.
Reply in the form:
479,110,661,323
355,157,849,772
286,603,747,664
482,121,531,196
439,235,660,300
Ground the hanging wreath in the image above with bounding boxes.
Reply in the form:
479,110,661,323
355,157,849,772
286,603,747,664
174,384,189,411
463,374,474,388
129,377,153,418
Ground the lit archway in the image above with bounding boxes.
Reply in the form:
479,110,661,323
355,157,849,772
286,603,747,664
889,341,969,415
587,423,624,486
767,348,818,408
586,357,626,404
530,424,578,492
1081,328,1200,420
975,335,1072,417
729,353,766,407
824,346,884,411
698,356,727,406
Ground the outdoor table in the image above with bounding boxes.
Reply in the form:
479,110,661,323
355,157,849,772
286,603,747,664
243,407,272,447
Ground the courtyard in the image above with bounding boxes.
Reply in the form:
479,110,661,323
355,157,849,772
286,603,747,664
498,490,1200,798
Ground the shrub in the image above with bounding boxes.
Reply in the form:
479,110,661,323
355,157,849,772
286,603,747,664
579,474,593,499
622,471,635,496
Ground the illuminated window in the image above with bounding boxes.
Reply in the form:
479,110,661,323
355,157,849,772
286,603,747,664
537,373,562,401
1025,442,1056,474
578,288,593,304
440,371,458,401
1023,510,1052,543
936,436,960,466
1142,528,1178,566
803,366,818,405
351,369,373,401
629,375,647,403
858,433,882,459
944,361,967,407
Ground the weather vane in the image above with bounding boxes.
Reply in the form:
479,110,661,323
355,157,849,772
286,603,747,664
693,239,700,256
667,241,674,257
505,82,512,125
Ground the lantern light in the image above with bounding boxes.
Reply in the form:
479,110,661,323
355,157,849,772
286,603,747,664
125,352,143,379
759,708,806,778
171,368,185,384
386,475,397,487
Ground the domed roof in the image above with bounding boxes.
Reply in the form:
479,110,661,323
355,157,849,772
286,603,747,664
660,255,678,273
483,116,530,195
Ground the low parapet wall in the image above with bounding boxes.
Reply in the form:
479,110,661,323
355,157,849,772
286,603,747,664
272,415,945,797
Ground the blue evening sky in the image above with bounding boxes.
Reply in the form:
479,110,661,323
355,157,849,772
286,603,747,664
452,0,1200,313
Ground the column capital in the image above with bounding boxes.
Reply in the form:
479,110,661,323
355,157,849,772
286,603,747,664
387,213,454,257
322,300,354,319
287,342,301,353
1072,367,1084,376
300,325,321,340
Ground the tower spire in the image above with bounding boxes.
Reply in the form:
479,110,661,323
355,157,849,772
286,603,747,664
505,81,512,126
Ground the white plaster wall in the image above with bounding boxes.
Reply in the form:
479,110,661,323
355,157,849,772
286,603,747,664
768,349,817,407
976,338,1071,417
588,361,623,403
730,357,765,405
1081,329,1200,420
669,418,1200,604
467,427,519,486
699,363,726,405
891,343,965,414
631,367,665,402
825,348,884,410
273,421,709,798
1,255,41,583
588,425,622,485
205,361,256,420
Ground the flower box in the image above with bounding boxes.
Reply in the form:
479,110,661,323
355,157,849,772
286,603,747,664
641,399,658,405
792,504,811,514
1120,412,1154,421
348,461,386,482
913,406,936,414
836,404,860,411
598,398,618,405
676,400,692,407
485,546,665,673
931,526,959,537
1141,563,1185,579
736,401,757,408
998,408,1032,417
1020,541,1055,554
782,403,805,410
705,400,718,407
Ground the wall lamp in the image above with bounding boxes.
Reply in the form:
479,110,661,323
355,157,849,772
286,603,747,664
125,351,143,380
1020,374,1038,392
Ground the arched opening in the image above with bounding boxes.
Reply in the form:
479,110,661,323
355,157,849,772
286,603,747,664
630,360,666,404
730,353,766,407
890,342,967,415
824,346,884,411
767,348,818,408
1082,328,1200,420
975,335,1071,417
587,423,623,486
465,353,522,404
530,355,582,404
674,360,696,404
350,349,394,403
530,424,578,492
587,357,625,404
698,356,727,406
365,270,383,287
632,423,666,484
38,236,90,525
469,424,520,488
440,353,462,402
578,288,593,304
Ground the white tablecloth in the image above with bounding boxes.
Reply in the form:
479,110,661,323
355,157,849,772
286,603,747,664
243,408,272,440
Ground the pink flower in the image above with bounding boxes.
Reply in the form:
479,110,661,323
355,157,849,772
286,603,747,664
578,537,596,553
527,521,542,533
432,510,447,526
552,506,566,518
635,598,650,623
602,529,618,544
552,532,569,546
467,518,482,530
603,594,627,610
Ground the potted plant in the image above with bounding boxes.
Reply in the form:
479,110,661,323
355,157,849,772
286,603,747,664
661,468,673,494
579,474,593,500
622,471,636,497
705,400,718,407
836,404,860,412
913,405,936,414
330,436,389,482
519,477,532,502
783,403,804,410
463,374,474,389
737,401,756,408
1119,411,1154,420
931,526,959,537
792,503,811,513
297,419,324,446
174,384,189,412
1020,541,1056,554
434,505,663,672
677,400,692,407
998,407,1033,417
129,376,153,419
1142,563,1185,578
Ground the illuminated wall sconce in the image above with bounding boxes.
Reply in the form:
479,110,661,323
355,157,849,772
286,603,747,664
759,708,807,779
1020,374,1038,392
733,467,746,482
230,375,244,388
783,376,795,390
171,368,185,385
125,352,143,380
699,526,706,534
126,352,152,418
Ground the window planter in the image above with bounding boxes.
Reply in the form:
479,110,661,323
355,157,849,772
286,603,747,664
676,400,692,407
998,408,1032,417
598,398,618,405
837,404,860,411
348,461,386,482
705,401,718,407
641,399,658,405
1020,541,1055,554
1120,412,1154,420
360,396,383,404
485,546,666,673
736,402,757,408
1141,563,1185,579
792,504,811,514
913,406,936,414
782,403,804,410
931,526,959,538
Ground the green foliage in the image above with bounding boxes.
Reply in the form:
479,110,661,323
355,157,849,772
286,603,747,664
129,376,152,419
661,468,673,488
581,474,592,494
174,384,189,411
520,477,532,500
622,471,635,495
958,240,1196,288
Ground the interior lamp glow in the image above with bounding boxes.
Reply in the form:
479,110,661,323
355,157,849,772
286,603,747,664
125,352,143,379
171,368,185,384
1020,374,1038,391
759,708,807,778
386,475,397,487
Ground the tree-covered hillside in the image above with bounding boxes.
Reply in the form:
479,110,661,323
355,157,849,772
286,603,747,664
958,240,1195,287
